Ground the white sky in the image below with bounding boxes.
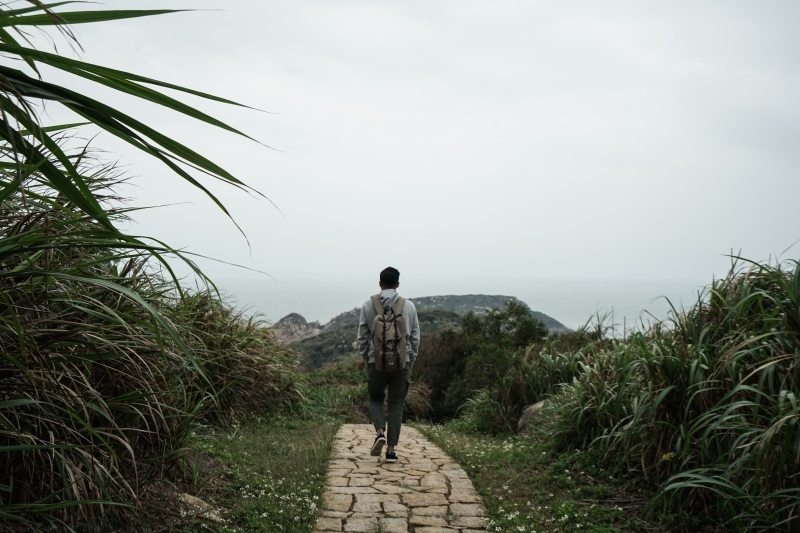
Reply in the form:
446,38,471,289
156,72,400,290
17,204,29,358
35,0,800,288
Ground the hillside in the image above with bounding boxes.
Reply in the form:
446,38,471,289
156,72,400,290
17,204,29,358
293,308,462,369
277,294,570,341
410,295,571,333
275,294,570,369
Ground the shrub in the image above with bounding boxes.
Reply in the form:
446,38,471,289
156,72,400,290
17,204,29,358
412,329,473,417
413,301,548,429
0,162,303,529
550,259,800,530
177,292,302,422
0,4,274,529
0,171,193,528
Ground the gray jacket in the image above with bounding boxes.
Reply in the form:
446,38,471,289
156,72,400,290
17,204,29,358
357,289,420,364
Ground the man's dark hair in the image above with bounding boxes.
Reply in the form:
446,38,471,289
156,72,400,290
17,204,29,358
380,267,400,287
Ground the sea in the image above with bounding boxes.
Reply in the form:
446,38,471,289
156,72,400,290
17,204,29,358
213,274,708,334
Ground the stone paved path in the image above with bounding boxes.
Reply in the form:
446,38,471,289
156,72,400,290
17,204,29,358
315,424,486,533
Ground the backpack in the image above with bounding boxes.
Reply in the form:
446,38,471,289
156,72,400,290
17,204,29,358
371,294,407,372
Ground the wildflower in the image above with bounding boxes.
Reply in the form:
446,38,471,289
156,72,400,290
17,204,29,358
662,451,675,461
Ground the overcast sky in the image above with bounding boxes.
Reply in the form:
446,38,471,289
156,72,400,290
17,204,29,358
38,0,800,288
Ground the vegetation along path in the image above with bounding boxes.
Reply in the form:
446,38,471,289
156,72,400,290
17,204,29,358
316,424,486,533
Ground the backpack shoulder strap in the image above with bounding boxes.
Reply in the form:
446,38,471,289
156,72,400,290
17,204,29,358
370,294,384,315
393,297,406,315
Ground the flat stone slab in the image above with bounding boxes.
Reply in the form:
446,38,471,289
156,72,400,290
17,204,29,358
323,493,353,512
317,424,485,532
402,493,449,507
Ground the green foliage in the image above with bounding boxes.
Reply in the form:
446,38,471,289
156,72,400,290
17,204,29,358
461,301,549,350
0,167,304,528
0,4,288,530
421,259,800,530
412,329,473,418
416,307,461,332
300,362,370,423
0,160,188,529
413,301,549,429
409,295,571,333
0,2,258,229
549,259,800,531
179,293,302,423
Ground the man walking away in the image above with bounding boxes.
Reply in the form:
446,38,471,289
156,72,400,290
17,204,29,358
356,267,420,463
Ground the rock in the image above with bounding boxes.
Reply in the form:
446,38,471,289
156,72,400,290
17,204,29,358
323,492,354,512
273,313,322,342
449,503,486,517
517,400,546,434
176,493,223,522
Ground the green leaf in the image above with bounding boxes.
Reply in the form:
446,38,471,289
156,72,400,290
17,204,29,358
18,121,89,136
0,113,111,229
0,10,185,28
0,2,83,19
0,42,254,109
0,399,41,409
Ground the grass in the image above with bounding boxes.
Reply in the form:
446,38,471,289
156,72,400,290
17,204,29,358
301,363,371,422
547,259,800,531
0,154,301,529
0,4,273,529
413,259,800,531
300,361,432,423
417,423,705,533
0,177,304,529
162,417,339,533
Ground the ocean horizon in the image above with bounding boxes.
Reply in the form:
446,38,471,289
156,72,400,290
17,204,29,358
212,275,708,333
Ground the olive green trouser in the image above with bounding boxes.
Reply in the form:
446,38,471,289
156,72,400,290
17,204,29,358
367,362,412,446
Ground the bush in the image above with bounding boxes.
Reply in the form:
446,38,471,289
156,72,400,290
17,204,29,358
550,259,800,530
417,258,800,529
413,301,548,430
411,329,473,417
0,160,302,530
178,292,302,422
0,5,275,529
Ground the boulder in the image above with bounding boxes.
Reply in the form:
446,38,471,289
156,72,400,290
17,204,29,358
177,493,223,522
516,400,546,434
272,313,322,343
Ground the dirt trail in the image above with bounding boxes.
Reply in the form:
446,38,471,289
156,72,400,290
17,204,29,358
315,423,486,533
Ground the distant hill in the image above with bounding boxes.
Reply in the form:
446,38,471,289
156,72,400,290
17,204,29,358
280,294,570,337
274,294,571,369
287,308,462,369
408,295,571,333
